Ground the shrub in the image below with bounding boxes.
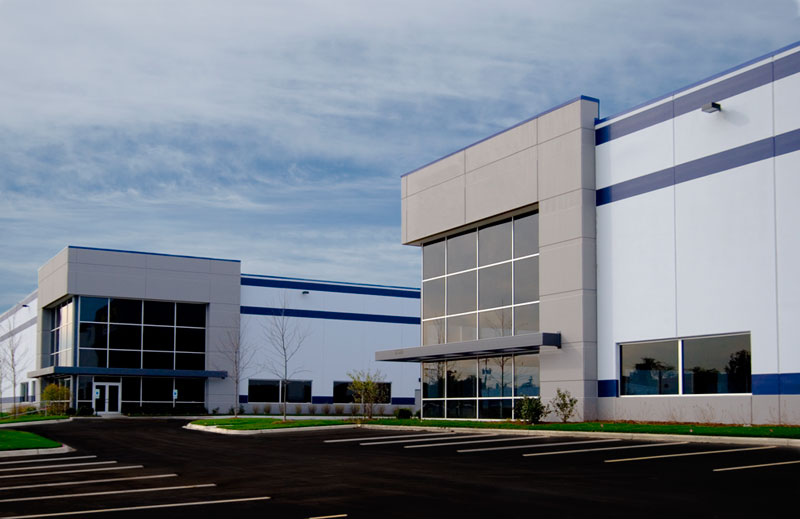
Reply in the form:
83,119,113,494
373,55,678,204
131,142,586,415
321,404,331,415
66,407,77,416
308,404,317,415
549,388,578,423
394,407,413,419
516,396,549,424
77,405,94,416
334,404,344,415
293,404,302,415
211,407,220,415
252,405,262,414
376,405,385,416
42,384,71,415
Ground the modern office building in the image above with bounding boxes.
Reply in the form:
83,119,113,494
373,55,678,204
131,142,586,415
0,246,419,414
377,41,800,424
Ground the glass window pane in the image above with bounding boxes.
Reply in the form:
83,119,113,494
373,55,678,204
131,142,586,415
479,308,512,339
144,301,174,326
142,377,173,401
479,356,512,397
109,350,141,369
422,278,445,319
79,349,107,368
446,399,476,419
447,271,476,315
422,362,445,398
249,379,280,402
620,340,679,395
446,313,476,343
683,334,751,394
479,399,513,419
176,353,205,371
176,328,205,353
514,256,539,304
422,319,445,346
447,230,476,273
514,212,539,257
478,219,511,266
77,376,93,400
422,400,444,418
446,359,476,398
109,324,141,350
479,263,512,310
80,297,108,323
143,326,174,351
333,381,354,403
177,303,205,328
514,304,539,335
79,323,107,349
122,377,141,401
422,239,445,279
284,380,312,403
175,378,205,402
514,354,540,397
143,352,174,369
110,299,142,324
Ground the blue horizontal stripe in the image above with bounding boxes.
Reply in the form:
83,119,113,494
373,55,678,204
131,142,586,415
597,52,800,145
597,128,800,206
241,306,420,325
242,277,420,299
597,380,618,398
32,366,228,379
391,397,416,405
752,373,800,395
69,245,240,263
239,395,248,404
312,396,334,404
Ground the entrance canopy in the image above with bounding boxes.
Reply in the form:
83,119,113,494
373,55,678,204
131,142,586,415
375,332,560,363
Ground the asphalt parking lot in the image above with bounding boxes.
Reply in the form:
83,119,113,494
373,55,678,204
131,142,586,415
4,419,799,518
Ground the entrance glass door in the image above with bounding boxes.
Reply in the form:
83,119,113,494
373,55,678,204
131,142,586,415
94,382,121,414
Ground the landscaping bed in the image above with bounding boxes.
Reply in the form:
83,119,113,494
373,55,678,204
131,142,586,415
0,430,61,451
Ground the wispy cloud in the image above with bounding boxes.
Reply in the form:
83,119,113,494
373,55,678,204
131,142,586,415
0,0,798,308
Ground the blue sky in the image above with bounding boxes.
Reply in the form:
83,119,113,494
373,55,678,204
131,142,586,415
1,0,798,309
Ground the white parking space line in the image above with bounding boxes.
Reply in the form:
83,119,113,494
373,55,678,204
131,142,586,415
0,461,116,473
0,474,178,491
324,432,454,443
714,459,800,472
605,445,775,463
458,438,621,454
0,483,217,503
523,441,689,457
361,433,492,446
406,436,551,449
0,465,143,480
308,515,348,519
3,495,273,518
0,456,97,466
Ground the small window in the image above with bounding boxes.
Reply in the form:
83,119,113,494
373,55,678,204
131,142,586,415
620,340,679,396
284,380,312,403
683,334,751,394
248,379,280,402
333,381,354,403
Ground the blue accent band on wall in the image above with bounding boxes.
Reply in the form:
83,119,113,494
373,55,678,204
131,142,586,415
597,53,800,145
32,366,228,379
312,396,334,404
239,395,248,404
242,277,420,299
753,373,800,395
597,129,800,207
597,380,618,398
241,306,420,325
391,397,415,405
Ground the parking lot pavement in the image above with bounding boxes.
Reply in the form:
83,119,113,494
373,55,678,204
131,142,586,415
8,419,799,518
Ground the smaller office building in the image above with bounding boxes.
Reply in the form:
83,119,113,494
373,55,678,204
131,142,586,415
0,246,419,414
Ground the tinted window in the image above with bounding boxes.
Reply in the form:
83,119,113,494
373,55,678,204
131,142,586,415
514,354,540,397
446,399,477,419
513,256,539,304
446,359,476,398
80,297,108,322
175,378,205,402
284,380,312,403
109,350,141,369
514,304,539,336
447,313,477,343
79,349,107,368
177,303,205,327
479,308,512,339
446,271,476,315
478,219,511,266
144,301,174,325
683,335,751,394
422,362,445,398
422,239,445,279
422,278,445,319
446,231,476,273
175,353,205,371
333,381,354,403
143,326,174,351
480,399,513,419
122,377,141,401
176,328,205,352
479,263,511,310
248,379,280,402
422,318,445,346
479,356,512,397
110,299,142,324
620,340,679,395
513,212,539,257
423,400,444,418
79,323,107,349
143,352,174,369
142,377,173,401
109,324,141,350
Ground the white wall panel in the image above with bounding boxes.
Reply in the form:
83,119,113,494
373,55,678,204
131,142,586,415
775,151,800,373
596,188,677,381
774,72,800,135
674,84,774,165
595,117,674,189
675,159,778,374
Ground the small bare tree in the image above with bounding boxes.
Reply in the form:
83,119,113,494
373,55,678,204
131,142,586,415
262,292,310,421
2,314,27,417
217,322,258,417
348,369,388,420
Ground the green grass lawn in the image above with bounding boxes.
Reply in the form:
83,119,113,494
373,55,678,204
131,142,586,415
191,417,800,439
0,430,61,451
0,414,68,425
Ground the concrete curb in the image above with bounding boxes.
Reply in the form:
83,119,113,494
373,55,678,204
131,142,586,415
0,418,74,429
0,443,75,458
184,422,800,446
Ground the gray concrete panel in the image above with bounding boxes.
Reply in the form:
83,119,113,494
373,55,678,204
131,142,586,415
540,342,596,383
207,303,241,328
71,248,148,268
401,175,407,199
71,269,147,300
751,394,781,424
540,290,597,343
406,151,465,196
611,396,753,424
465,119,537,172
539,189,596,246
539,238,597,296
210,260,241,276
37,248,69,281
779,395,800,425
145,272,212,302
464,147,538,223
538,129,595,201
210,274,241,305
538,98,598,144
401,196,408,244
145,254,214,273
404,175,466,243
37,264,69,308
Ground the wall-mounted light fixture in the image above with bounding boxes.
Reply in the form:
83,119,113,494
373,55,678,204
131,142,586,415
701,102,721,113
301,290,310,295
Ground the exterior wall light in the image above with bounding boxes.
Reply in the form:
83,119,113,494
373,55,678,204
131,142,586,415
701,102,721,113
302,290,310,295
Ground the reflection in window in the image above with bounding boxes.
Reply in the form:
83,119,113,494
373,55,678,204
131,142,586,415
422,319,445,346
447,399,476,419
514,354,540,397
249,379,280,402
478,308,512,339
478,263,511,310
446,359,476,398
479,357,511,397
422,239,445,279
620,340,679,395
447,271,476,315
479,220,511,266
422,278,445,319
447,230,476,273
683,335,751,394
514,304,539,336
513,256,539,304
422,363,445,398
447,314,477,343
110,299,142,324
514,212,539,257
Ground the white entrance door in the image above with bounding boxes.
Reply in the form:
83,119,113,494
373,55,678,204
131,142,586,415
93,382,121,414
